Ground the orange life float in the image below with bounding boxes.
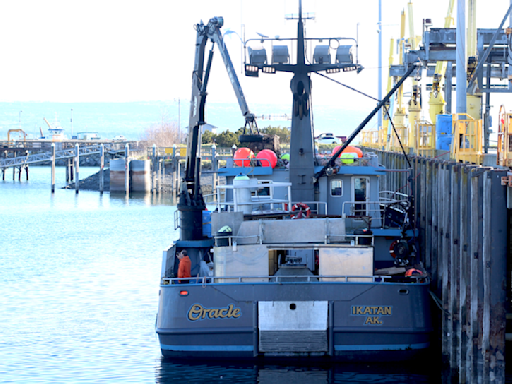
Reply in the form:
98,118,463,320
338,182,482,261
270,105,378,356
291,203,311,219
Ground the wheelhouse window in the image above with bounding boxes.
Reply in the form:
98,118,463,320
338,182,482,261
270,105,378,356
330,180,342,196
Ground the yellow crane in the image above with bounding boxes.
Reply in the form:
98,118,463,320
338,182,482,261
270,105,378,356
407,0,422,147
7,129,26,142
43,117,52,131
428,0,455,124
388,9,407,151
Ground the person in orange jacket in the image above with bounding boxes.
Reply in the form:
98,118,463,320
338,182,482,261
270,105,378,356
177,250,191,284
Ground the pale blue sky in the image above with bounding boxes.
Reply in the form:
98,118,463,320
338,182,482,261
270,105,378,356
1,0,511,112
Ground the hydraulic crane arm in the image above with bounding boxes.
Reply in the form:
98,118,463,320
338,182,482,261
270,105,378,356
178,16,257,241
209,24,255,127
186,16,255,184
43,118,52,130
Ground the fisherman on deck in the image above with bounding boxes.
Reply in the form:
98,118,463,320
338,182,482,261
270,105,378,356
177,250,191,284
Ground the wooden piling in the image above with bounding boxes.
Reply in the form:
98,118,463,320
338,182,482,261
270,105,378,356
459,166,470,384
425,160,433,272
158,159,163,193
441,162,451,364
51,143,55,193
360,148,509,383
450,164,461,370
75,144,80,194
152,144,157,193
125,144,130,195
484,170,507,383
99,144,104,194
418,158,426,265
431,161,439,292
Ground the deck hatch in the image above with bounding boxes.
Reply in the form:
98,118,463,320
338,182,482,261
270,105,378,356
258,301,328,352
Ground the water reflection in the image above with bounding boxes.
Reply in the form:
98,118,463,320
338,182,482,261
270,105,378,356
109,192,176,206
155,359,438,384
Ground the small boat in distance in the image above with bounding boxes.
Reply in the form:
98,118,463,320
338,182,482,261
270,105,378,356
42,116,66,141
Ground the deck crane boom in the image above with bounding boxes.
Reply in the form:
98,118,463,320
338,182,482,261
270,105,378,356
43,117,53,130
179,16,256,241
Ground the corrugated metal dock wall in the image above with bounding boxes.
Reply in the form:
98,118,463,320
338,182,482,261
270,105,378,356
372,150,509,383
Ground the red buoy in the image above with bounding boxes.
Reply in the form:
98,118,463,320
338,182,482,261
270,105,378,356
256,149,277,168
234,148,254,167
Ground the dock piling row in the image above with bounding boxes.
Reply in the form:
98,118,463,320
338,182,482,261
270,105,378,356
375,150,508,383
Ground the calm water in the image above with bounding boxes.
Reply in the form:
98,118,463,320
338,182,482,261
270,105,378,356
1,166,443,383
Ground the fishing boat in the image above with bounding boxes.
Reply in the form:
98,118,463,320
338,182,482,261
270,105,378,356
156,1,431,361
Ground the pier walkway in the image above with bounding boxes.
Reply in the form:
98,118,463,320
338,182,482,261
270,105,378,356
0,143,124,169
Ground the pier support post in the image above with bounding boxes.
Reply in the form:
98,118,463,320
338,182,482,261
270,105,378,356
418,158,426,264
431,161,439,292
152,144,156,193
51,143,56,193
66,158,70,183
125,144,130,195
445,61,453,114
75,144,80,194
177,156,181,195
99,144,104,194
450,164,461,370
172,145,176,195
483,170,507,383
470,170,485,382
159,158,163,193
459,166,470,383
441,162,452,363
25,165,28,181
67,158,73,182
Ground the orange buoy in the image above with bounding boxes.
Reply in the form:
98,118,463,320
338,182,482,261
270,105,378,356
405,268,423,277
332,145,363,158
234,148,254,167
256,149,277,168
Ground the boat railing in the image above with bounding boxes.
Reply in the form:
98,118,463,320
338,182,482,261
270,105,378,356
214,232,374,247
216,180,293,213
379,190,409,202
341,200,384,218
162,274,428,285
288,201,328,216
342,198,409,224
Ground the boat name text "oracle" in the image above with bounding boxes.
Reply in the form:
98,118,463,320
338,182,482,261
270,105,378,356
351,306,392,326
187,303,241,321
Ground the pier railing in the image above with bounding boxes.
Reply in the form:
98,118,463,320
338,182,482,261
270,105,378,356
0,144,117,169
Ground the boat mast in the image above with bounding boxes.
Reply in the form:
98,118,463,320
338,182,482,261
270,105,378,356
244,0,362,201
289,0,316,202
377,0,383,131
